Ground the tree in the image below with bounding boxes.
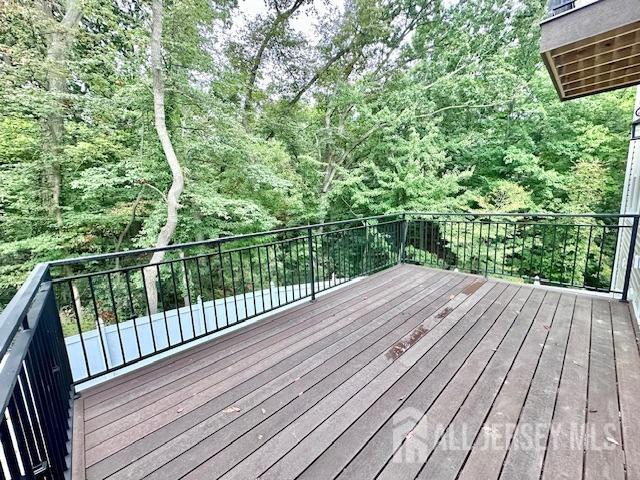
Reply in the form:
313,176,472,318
142,0,185,314
0,0,635,311
43,0,82,227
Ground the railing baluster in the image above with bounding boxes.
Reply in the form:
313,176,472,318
169,262,185,343
271,244,281,306
227,251,239,323
257,246,266,311
265,244,277,307
205,254,220,329
0,416,21,478
194,257,210,333
180,258,196,337
539,223,547,277
67,280,91,378
314,235,321,288
608,224,622,294
622,216,639,301
307,228,316,301
550,224,558,282
248,248,258,315
528,223,537,275
7,392,35,477
560,225,569,283
570,226,581,287
139,268,157,353
583,225,594,289
103,272,118,346
88,276,110,371
282,242,289,302
238,250,249,320
124,270,142,358
519,223,527,277
155,264,171,348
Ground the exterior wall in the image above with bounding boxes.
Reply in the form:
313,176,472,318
613,86,640,321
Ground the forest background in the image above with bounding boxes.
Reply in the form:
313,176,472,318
0,0,636,307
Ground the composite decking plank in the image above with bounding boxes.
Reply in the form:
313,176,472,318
497,293,576,480
83,268,417,414
71,397,86,480
302,288,532,479
455,292,562,480
81,265,410,401
542,295,592,480
584,299,625,480
84,269,430,445
366,289,546,480
88,273,473,479
172,278,501,479
264,284,525,480
610,301,640,479
129,276,482,480
107,276,475,480
84,268,439,462
83,269,428,431
71,266,640,480
418,292,569,480
83,267,416,418
203,283,512,480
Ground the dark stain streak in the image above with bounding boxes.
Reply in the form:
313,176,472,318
435,307,453,320
386,325,428,360
462,280,486,295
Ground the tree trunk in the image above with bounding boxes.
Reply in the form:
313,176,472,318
44,0,82,227
144,0,185,314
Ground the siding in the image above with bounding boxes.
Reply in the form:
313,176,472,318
613,86,640,320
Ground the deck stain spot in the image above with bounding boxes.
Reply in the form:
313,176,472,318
386,325,428,360
462,280,486,295
435,307,453,320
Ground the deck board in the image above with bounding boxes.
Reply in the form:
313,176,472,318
71,265,640,480
542,296,592,480
132,275,474,480
371,288,545,480
84,269,423,445
584,299,626,480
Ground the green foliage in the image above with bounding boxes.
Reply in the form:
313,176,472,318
0,0,636,307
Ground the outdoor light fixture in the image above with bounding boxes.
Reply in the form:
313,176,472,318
633,108,640,140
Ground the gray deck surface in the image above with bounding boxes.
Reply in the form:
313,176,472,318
72,265,640,480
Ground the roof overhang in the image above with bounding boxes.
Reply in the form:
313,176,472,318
540,0,640,100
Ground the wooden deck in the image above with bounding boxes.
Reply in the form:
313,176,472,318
72,265,640,480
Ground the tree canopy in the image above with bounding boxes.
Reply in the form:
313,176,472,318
0,0,635,307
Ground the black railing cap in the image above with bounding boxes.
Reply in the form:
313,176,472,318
0,263,49,359
45,211,640,269
48,213,404,268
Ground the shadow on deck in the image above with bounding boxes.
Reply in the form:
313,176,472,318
72,264,640,480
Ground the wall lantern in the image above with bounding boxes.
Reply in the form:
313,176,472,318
633,109,640,140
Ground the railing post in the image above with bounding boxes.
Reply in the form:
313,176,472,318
398,214,408,265
364,220,369,274
307,227,316,301
621,215,639,302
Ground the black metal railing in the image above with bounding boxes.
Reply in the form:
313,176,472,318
0,265,74,479
1,211,639,479
47,215,403,383
402,212,639,296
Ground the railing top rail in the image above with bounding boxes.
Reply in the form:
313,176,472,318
48,213,403,268
404,211,640,219
0,262,49,359
42,211,640,271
